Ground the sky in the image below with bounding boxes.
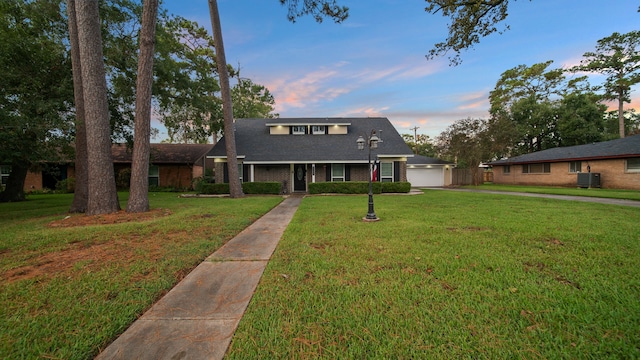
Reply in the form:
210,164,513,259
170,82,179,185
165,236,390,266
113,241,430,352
157,0,640,140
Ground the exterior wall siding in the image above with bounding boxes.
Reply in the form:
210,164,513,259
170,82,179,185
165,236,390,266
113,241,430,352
492,159,640,190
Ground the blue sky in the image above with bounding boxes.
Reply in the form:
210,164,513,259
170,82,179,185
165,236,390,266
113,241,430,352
158,0,639,140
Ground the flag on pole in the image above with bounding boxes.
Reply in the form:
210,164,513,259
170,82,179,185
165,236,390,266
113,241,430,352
372,160,379,182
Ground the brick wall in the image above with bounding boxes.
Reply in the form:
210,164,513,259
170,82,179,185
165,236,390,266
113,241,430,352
24,170,42,191
159,165,193,189
493,159,640,190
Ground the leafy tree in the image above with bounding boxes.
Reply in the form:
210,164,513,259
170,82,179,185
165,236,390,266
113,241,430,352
435,117,490,184
127,0,158,213
279,0,348,23
402,134,436,157
232,77,278,119
572,30,640,138
0,0,74,202
508,96,558,153
555,92,606,146
425,0,512,65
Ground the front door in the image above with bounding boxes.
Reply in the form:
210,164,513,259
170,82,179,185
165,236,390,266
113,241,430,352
293,164,306,192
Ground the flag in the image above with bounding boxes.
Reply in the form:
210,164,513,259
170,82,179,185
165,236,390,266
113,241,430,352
372,160,379,182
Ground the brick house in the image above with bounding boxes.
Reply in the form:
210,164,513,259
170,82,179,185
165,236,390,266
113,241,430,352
488,135,640,190
112,143,214,189
207,117,415,193
3,143,213,192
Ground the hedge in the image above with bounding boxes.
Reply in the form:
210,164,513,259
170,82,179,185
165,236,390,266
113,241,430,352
197,182,281,195
308,181,411,194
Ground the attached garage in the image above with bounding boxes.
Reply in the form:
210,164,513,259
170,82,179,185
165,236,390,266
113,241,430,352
406,155,454,188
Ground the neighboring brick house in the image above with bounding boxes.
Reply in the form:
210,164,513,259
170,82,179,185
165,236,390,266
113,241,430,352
207,117,415,193
488,135,640,190
3,143,213,192
112,143,214,189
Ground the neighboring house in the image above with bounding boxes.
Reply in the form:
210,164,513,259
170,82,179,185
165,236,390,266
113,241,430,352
488,135,640,190
406,155,455,187
3,143,213,192
207,117,415,193
112,143,214,189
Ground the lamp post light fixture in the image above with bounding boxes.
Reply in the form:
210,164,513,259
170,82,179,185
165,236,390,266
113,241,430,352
356,130,380,222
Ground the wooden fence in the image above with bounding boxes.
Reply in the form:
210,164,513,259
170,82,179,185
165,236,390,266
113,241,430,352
452,168,493,185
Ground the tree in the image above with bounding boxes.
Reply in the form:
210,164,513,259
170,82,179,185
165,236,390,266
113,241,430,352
232,77,278,119
127,0,159,213
435,118,490,184
73,0,120,215
555,92,606,146
425,0,511,65
402,134,436,157
0,0,74,202
67,0,88,212
208,0,244,198
572,31,640,138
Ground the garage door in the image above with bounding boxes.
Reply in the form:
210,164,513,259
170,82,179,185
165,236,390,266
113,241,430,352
407,168,443,187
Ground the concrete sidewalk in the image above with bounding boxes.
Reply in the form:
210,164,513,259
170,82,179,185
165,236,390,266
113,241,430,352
431,187,640,207
95,195,303,360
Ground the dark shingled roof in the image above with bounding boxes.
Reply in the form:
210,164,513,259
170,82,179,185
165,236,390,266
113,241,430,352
488,134,640,165
407,154,454,165
208,117,414,163
112,143,214,164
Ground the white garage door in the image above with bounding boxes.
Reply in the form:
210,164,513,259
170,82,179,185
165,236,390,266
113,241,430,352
407,168,444,187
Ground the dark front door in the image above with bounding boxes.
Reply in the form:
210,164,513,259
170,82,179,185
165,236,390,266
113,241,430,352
293,164,306,192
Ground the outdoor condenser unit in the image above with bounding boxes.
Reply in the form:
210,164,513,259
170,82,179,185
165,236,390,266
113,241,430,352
577,172,601,188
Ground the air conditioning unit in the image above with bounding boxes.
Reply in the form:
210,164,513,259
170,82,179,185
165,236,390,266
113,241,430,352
577,173,601,188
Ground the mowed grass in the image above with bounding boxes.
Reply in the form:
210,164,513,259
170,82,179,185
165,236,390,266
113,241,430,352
228,191,640,359
0,192,282,359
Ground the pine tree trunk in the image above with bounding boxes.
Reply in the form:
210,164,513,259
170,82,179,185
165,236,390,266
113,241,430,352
208,0,244,198
618,91,625,138
66,0,88,213
74,0,120,215
127,0,159,213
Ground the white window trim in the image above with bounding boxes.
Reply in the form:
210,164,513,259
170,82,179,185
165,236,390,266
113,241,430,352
380,162,393,182
312,125,326,135
148,165,160,186
569,161,582,173
292,126,306,135
331,163,345,182
626,158,640,173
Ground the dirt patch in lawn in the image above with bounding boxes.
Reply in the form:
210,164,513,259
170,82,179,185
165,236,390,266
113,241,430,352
4,209,176,283
47,208,172,228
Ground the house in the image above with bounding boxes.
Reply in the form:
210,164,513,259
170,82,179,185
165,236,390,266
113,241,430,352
3,143,213,192
112,143,214,189
207,117,415,193
488,135,640,190
406,155,455,187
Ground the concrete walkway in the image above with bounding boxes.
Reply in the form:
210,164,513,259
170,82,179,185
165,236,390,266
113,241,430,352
95,195,303,360
431,187,640,207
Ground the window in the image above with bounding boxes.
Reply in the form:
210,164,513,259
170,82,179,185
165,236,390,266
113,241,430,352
148,165,159,186
331,163,345,181
627,158,640,173
522,163,550,174
503,165,510,174
292,126,306,135
312,125,326,134
380,162,393,182
238,164,244,182
1,166,10,188
569,161,582,173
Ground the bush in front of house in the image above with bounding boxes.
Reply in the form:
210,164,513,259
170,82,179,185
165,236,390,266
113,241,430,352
309,181,411,194
242,182,281,195
197,182,281,195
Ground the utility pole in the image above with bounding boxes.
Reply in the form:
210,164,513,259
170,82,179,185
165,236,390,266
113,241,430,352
410,126,419,154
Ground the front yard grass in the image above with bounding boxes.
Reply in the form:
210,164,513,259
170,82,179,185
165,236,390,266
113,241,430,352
0,192,283,359
463,183,640,201
227,191,640,359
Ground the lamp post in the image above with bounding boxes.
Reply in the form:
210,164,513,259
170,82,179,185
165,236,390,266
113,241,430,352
357,130,380,222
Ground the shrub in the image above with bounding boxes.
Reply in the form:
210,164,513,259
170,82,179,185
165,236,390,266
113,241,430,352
55,177,75,193
242,182,281,195
198,183,230,194
309,181,411,194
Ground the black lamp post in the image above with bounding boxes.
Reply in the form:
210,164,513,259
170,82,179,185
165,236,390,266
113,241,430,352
357,130,380,221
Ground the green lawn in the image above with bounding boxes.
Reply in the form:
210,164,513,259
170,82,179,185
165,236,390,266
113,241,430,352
227,191,640,359
463,183,640,201
0,192,283,359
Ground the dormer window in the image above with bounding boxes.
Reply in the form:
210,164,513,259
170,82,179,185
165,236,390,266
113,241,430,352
292,126,306,135
312,125,326,135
